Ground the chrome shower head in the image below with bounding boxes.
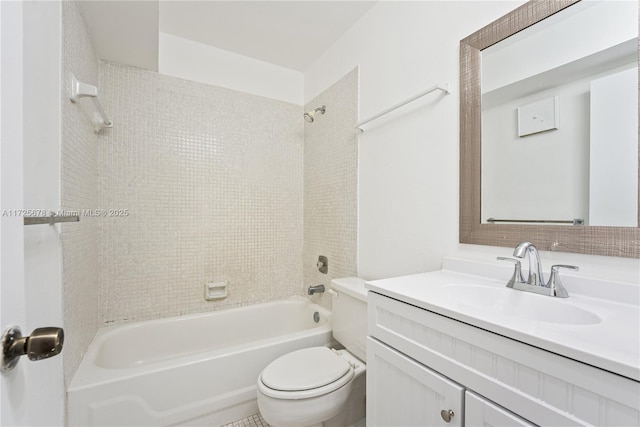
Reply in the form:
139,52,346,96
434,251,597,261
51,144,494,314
304,105,326,123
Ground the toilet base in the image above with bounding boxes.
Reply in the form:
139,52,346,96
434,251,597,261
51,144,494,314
322,373,366,427
259,373,366,427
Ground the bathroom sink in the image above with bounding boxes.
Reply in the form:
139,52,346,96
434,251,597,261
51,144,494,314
366,261,640,381
440,284,602,325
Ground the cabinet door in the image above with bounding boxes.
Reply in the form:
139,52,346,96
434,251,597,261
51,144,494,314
367,337,464,427
465,391,535,427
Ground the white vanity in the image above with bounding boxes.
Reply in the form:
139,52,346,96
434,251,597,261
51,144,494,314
365,257,640,426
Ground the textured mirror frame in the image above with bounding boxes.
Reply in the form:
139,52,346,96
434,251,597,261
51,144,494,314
460,0,640,258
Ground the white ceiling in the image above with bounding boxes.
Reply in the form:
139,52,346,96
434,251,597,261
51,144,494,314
79,1,376,74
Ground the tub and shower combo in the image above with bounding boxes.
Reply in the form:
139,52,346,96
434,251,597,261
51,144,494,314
68,297,333,426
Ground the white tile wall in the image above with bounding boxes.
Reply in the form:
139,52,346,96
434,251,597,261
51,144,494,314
303,68,359,309
98,62,304,323
61,0,101,385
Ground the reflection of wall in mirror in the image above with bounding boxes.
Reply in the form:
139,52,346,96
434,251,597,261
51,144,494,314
480,0,638,226
482,76,591,223
482,0,637,93
482,63,637,225
589,67,638,227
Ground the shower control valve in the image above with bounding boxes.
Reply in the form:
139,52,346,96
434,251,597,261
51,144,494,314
317,255,328,274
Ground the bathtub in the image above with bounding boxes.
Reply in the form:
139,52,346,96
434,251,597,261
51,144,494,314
68,296,333,426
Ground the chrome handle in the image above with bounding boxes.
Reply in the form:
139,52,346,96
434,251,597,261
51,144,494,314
440,409,454,423
551,264,580,273
317,255,328,274
497,257,525,287
1,326,64,372
545,264,579,298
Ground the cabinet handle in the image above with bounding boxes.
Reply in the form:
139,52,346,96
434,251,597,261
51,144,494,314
440,409,454,423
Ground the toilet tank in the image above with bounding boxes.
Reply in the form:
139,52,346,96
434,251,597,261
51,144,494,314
331,278,368,362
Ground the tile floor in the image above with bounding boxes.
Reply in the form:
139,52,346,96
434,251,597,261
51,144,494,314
222,413,270,427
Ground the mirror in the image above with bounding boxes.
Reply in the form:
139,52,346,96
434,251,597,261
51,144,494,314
460,0,640,258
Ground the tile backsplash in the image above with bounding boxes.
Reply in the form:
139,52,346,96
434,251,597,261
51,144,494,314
98,62,304,323
303,68,359,309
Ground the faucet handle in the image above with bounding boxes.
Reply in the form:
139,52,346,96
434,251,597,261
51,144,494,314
497,257,526,288
551,264,579,273
546,264,579,298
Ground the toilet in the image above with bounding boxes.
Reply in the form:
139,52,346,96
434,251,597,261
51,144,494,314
257,277,367,427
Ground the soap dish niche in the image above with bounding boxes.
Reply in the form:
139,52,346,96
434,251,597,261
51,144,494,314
205,281,228,301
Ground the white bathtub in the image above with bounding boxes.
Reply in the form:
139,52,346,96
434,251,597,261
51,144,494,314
68,296,333,426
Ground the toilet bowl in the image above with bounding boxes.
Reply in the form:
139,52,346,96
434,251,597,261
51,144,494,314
257,347,365,427
257,277,368,427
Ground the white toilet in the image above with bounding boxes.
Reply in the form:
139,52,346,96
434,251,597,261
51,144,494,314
257,277,367,427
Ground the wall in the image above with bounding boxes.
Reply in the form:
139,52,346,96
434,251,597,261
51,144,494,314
98,61,303,324
159,32,303,105
61,0,101,386
303,68,358,309
304,1,640,282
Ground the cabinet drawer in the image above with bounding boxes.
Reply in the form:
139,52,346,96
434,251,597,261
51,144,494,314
368,292,640,427
367,337,464,427
466,391,534,427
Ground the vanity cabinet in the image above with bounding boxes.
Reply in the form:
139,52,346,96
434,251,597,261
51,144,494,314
367,337,532,427
367,337,464,426
367,291,640,427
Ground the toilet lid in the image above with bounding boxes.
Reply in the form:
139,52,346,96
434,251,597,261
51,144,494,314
261,347,351,392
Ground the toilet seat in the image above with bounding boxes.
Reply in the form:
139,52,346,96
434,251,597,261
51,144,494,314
258,347,355,400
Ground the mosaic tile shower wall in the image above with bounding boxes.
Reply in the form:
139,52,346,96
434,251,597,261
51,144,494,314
303,68,359,309
61,0,101,384
98,62,304,323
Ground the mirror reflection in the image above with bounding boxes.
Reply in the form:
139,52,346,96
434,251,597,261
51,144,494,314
480,0,638,227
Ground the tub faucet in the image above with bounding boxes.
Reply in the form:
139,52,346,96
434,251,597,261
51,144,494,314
308,284,325,295
512,242,545,286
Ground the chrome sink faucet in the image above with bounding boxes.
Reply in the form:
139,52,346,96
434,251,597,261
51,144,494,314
497,242,579,298
513,242,545,286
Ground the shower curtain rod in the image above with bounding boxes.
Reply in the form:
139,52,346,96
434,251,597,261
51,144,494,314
355,83,450,132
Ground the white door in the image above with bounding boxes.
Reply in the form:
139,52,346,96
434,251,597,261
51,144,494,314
1,1,65,425
367,337,464,427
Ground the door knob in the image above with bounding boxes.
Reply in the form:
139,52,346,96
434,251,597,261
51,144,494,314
1,326,64,372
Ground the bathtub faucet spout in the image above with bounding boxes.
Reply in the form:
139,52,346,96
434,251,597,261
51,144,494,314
307,285,325,295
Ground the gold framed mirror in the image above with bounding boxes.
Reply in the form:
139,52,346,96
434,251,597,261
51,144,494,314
460,0,640,258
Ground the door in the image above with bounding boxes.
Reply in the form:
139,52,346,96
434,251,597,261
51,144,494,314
1,1,65,425
367,337,464,427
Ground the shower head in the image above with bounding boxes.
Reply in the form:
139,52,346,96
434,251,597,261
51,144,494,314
304,105,326,123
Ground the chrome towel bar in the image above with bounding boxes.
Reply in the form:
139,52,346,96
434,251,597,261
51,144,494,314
486,218,584,225
24,215,80,226
356,83,450,132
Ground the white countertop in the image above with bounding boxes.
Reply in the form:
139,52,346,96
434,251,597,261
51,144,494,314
366,258,640,381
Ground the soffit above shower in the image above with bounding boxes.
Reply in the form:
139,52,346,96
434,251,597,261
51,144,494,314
159,1,376,72
79,1,376,74
78,1,160,72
